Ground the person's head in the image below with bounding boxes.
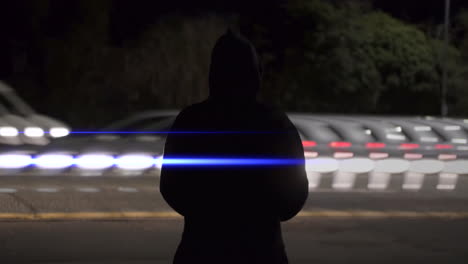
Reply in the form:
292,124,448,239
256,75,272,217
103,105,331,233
208,29,262,101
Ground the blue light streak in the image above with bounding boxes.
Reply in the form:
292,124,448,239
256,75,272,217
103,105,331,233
159,158,304,166
23,131,285,134
0,154,304,169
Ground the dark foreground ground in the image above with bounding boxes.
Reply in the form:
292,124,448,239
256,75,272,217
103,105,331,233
1,217,468,264
0,175,467,264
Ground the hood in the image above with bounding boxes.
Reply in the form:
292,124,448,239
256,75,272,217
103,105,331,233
208,29,262,101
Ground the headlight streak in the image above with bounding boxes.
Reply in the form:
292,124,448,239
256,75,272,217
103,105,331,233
0,154,310,170
75,154,115,170
68,131,285,134
33,154,74,169
158,157,305,166
0,153,464,192
115,154,154,170
0,154,32,169
0,127,19,137
24,127,45,137
49,127,70,138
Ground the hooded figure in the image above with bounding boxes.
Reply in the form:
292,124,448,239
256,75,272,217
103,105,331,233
160,29,308,264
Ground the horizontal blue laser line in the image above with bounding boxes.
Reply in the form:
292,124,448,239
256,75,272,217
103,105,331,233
65,131,284,134
158,158,304,166
0,156,304,168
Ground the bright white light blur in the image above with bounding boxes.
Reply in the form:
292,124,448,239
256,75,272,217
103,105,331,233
364,129,372,135
404,153,423,160
155,155,164,169
369,152,389,159
409,159,444,174
304,151,319,158
414,126,431,131
75,154,114,170
420,137,438,142
443,160,468,174
115,154,154,170
332,171,356,190
444,126,461,131
307,171,321,189
374,159,410,174
49,127,70,138
0,154,32,169
24,127,44,137
386,134,405,140
403,172,424,190
438,154,457,160
0,127,18,137
368,172,390,190
437,173,458,191
34,154,74,169
333,152,354,159
452,138,467,144
305,158,338,173
338,158,374,173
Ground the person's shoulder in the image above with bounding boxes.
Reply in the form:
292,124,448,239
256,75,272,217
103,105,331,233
256,102,292,126
176,101,209,118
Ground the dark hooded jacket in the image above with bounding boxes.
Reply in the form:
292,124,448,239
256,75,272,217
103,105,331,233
160,30,308,264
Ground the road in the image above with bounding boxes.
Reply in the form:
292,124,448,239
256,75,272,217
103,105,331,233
0,175,467,263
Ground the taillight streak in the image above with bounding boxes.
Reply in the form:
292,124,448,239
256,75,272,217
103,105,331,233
435,144,454,149
329,141,352,148
366,142,386,149
302,141,317,147
399,143,420,150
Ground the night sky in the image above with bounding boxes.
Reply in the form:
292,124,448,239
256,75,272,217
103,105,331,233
1,0,467,124
2,1,465,48
1,0,465,51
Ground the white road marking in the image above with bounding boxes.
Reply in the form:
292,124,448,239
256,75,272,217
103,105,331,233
437,173,458,191
117,187,139,193
368,172,390,190
76,187,100,193
332,172,356,190
4,210,468,220
36,187,60,193
306,171,321,189
0,188,17,193
403,172,424,190
311,188,397,193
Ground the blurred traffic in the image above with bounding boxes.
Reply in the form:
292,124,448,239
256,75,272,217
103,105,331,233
0,81,70,147
0,105,466,193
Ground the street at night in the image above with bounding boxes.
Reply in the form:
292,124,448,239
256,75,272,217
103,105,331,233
0,175,468,263
2,0,468,263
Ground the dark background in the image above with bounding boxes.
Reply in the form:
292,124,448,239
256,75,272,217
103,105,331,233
1,0,468,128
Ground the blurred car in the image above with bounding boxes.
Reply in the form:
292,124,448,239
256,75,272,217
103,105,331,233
41,110,468,164
0,81,71,145
48,110,468,159
15,110,468,176
41,112,176,174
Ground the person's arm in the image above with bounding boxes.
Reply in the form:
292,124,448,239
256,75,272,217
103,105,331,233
271,118,309,221
159,111,191,216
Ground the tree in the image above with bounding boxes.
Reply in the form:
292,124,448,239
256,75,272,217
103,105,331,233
247,0,442,115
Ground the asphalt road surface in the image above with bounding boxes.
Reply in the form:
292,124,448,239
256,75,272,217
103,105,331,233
0,175,468,264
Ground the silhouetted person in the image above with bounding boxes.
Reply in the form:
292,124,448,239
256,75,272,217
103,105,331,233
160,29,308,264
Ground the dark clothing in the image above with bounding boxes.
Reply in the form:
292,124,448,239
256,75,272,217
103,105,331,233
160,100,308,264
159,30,308,263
